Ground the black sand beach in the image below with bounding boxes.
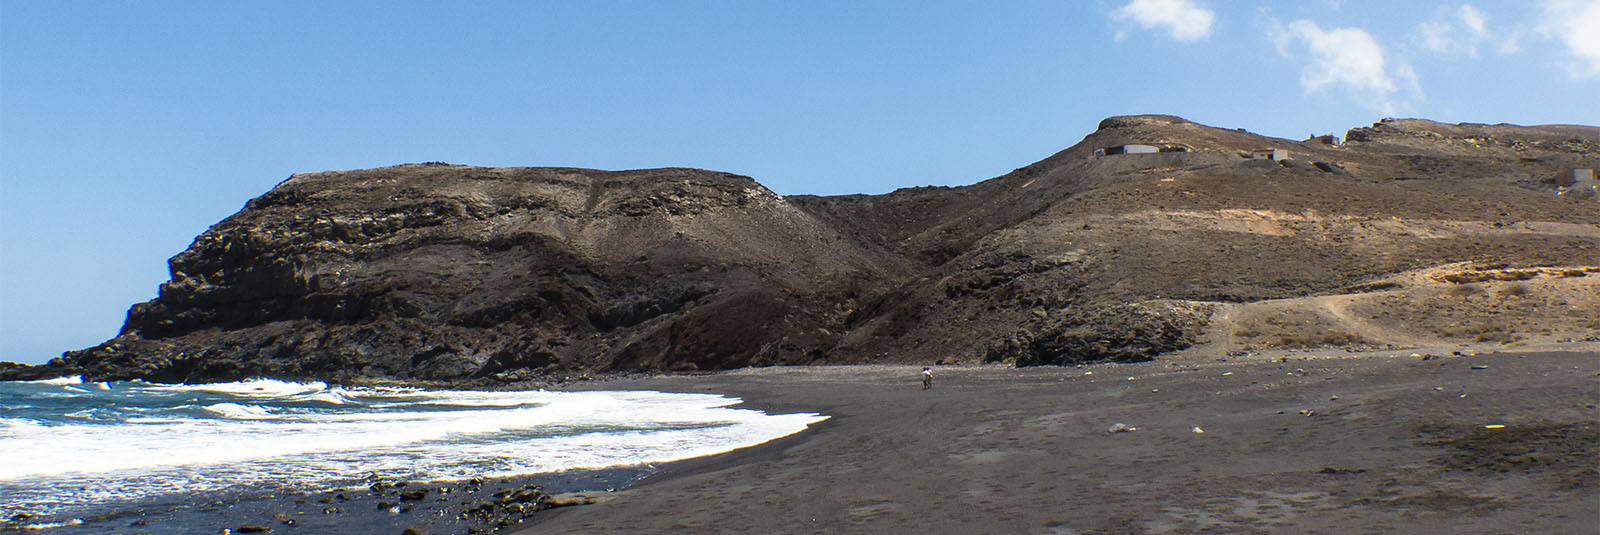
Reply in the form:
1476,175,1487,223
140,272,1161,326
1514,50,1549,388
8,346,1595,534
525,347,1598,534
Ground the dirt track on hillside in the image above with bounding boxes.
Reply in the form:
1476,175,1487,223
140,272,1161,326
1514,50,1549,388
1197,263,1600,357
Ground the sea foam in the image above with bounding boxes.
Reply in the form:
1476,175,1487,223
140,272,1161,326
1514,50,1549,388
0,378,826,517
24,375,84,385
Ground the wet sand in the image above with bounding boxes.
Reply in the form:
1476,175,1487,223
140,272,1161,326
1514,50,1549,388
525,347,1598,534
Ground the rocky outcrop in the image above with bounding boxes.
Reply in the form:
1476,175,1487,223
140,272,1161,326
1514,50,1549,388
984,301,1215,366
7,116,1599,383
25,166,900,383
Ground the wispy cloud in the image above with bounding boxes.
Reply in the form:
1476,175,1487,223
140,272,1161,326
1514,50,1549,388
1497,27,1526,55
1459,5,1488,34
1109,0,1216,42
1276,19,1422,114
1537,0,1600,79
1416,4,1492,58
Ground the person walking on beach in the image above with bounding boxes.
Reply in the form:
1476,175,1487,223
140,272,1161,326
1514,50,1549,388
921,367,933,389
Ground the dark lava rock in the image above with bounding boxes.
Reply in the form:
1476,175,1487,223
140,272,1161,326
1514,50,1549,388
985,301,1214,366
0,361,62,381
18,166,896,383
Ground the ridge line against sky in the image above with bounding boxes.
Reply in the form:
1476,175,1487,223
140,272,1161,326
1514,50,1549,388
2,0,1597,364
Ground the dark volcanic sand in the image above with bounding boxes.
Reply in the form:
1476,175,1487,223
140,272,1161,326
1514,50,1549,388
526,348,1598,534
10,348,1594,534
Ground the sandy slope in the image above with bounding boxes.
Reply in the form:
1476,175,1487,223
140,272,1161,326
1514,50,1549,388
1197,263,1600,357
524,348,1598,534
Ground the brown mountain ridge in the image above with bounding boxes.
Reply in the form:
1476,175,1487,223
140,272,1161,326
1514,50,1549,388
5,115,1597,383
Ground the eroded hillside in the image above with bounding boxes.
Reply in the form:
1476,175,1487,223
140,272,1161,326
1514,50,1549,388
798,115,1599,365
7,115,1597,383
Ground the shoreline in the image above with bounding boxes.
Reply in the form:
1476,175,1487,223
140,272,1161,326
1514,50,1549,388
3,467,652,535
5,343,1597,534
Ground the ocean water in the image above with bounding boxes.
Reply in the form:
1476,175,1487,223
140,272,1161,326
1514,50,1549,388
0,376,826,523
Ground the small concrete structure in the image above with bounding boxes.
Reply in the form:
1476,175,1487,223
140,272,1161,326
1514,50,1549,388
1307,134,1340,146
1093,144,1160,157
1553,168,1597,188
1560,168,1599,200
1250,148,1290,161
1089,144,1193,158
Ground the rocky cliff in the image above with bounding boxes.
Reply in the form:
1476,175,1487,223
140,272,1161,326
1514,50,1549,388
8,116,1598,383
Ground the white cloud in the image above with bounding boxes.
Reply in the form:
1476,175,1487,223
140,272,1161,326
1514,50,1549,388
1289,21,1393,94
1393,63,1424,99
1260,13,1292,57
1282,20,1422,114
1498,28,1526,55
1109,0,1216,42
1419,21,1455,54
1538,0,1600,79
1458,5,1488,35
1414,4,1492,58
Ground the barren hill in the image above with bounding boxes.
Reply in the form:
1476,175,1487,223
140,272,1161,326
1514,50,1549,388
6,116,1597,383
807,116,1599,366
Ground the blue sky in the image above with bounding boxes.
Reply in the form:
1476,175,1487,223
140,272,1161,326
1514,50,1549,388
2,0,1597,364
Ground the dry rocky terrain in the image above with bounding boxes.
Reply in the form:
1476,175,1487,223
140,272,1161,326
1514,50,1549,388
3,115,1596,383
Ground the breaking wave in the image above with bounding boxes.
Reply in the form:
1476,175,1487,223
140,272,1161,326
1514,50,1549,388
0,378,825,517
